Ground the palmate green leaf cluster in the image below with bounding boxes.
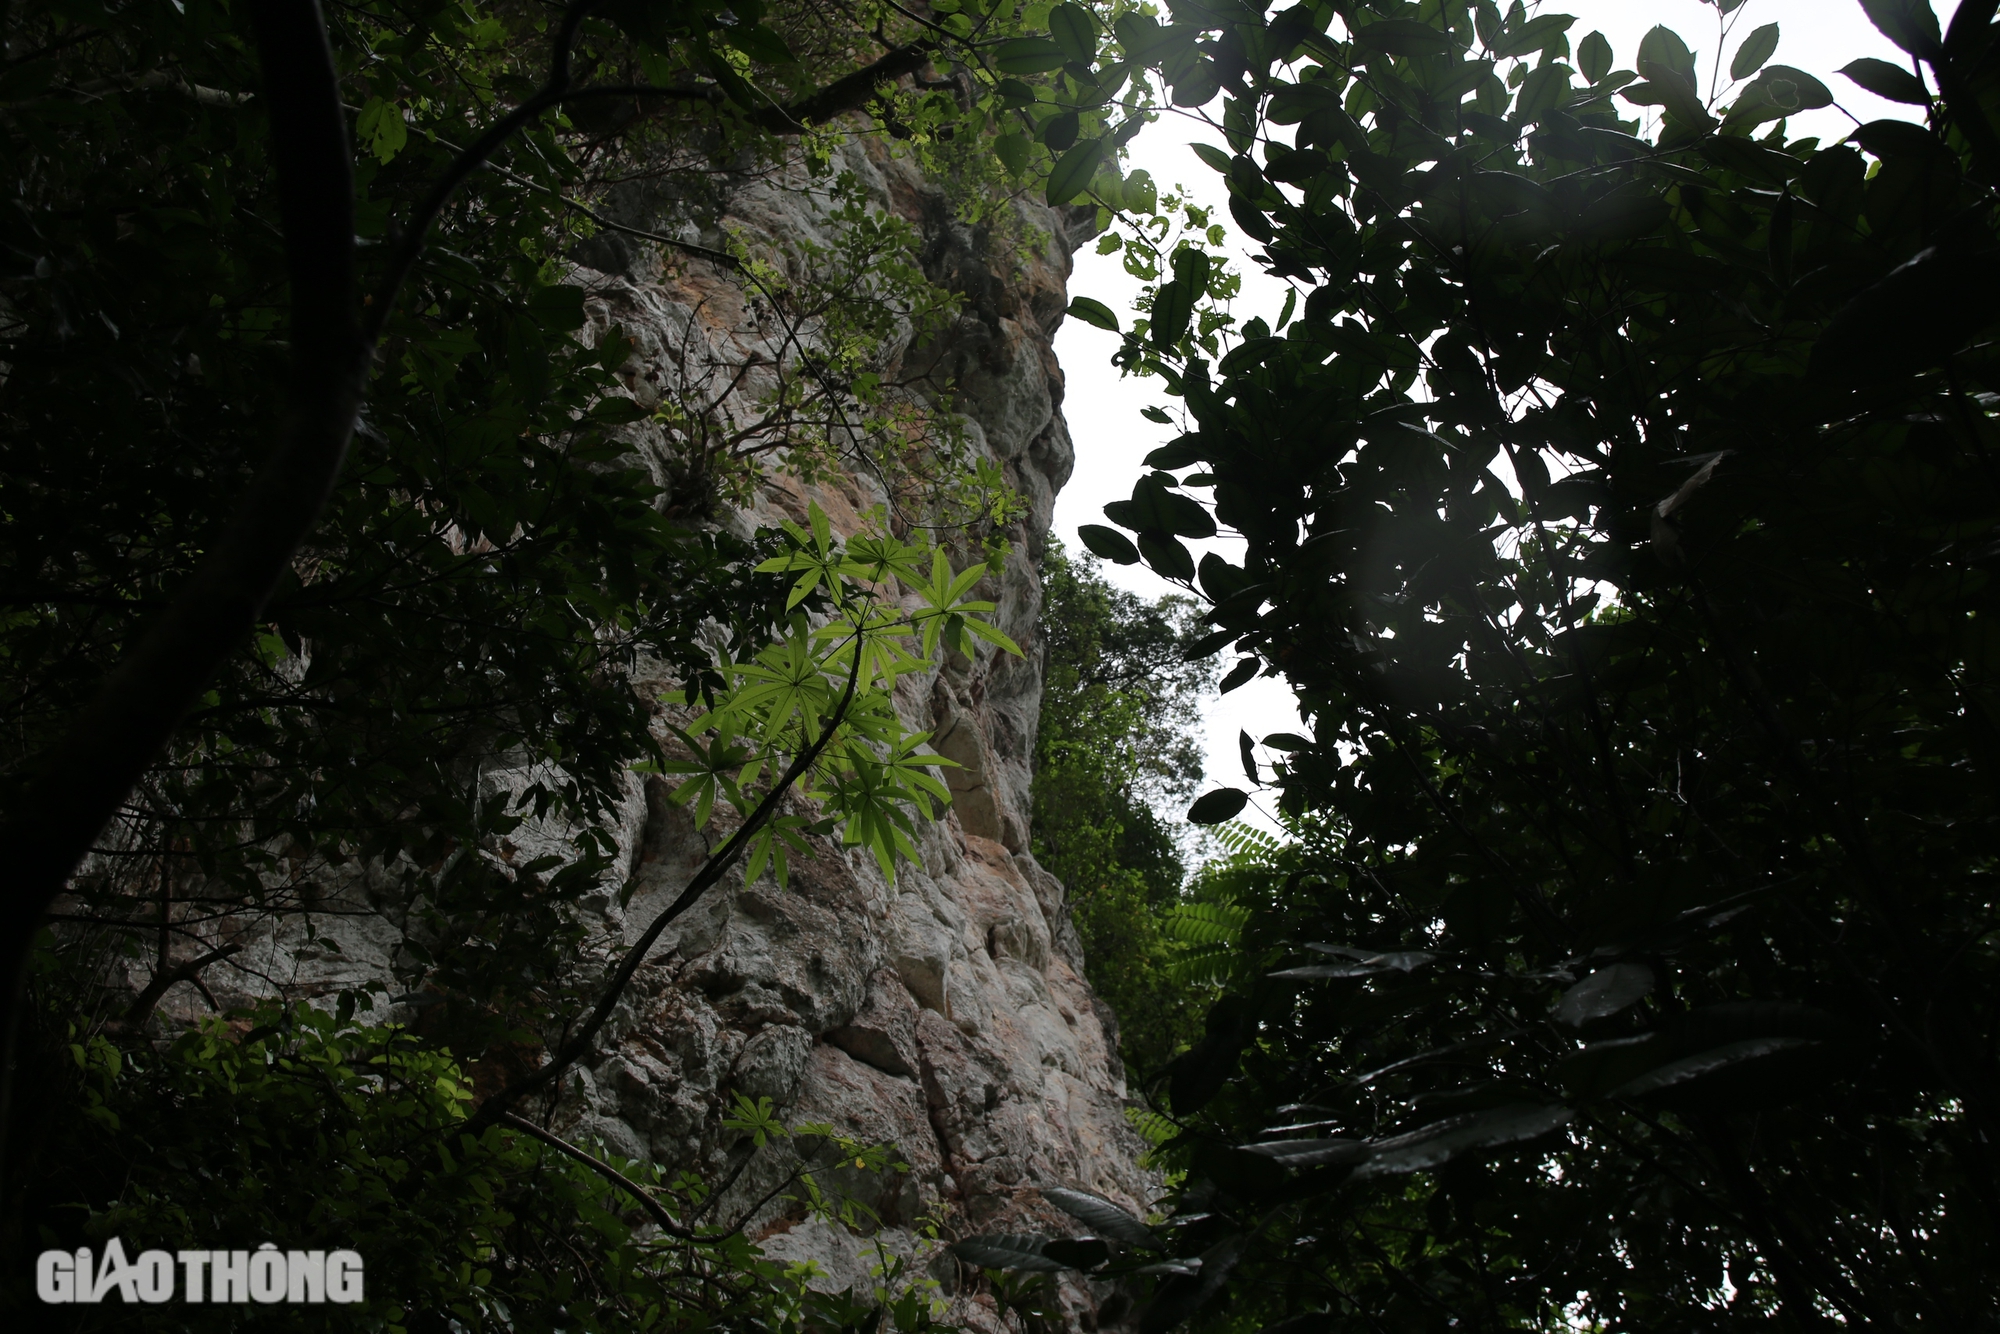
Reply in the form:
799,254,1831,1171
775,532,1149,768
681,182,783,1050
1056,0,2000,1328
656,502,1020,884
9,1003,952,1333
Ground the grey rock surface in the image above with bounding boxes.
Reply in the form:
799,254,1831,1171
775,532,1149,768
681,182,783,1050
132,130,1151,1332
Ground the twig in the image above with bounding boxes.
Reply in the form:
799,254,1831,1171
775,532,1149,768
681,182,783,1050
499,1110,699,1239
470,635,868,1128
120,944,244,1030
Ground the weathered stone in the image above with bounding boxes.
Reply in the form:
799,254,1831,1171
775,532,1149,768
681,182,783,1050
138,127,1154,1330
828,968,923,1079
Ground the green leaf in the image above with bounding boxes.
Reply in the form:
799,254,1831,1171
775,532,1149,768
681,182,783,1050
1554,962,1656,1027
1106,476,1214,538
994,37,1068,75
1173,246,1213,290
356,96,409,164
1839,56,1931,104
1040,1186,1161,1249
1656,73,1715,127
1170,57,1222,108
1067,296,1120,331
995,132,1031,176
1637,25,1698,93
1850,118,1953,162
1352,1104,1574,1178
1860,0,1943,57
1731,22,1780,80
1137,532,1196,581
1229,194,1274,244
1123,168,1158,214
1046,139,1106,205
1078,523,1142,564
1270,945,1437,979
1607,1038,1822,1100
702,47,761,108
1048,4,1097,64
1150,279,1196,347
1353,18,1454,59
1237,1138,1370,1168
1749,64,1833,112
1489,13,1576,61
1218,656,1260,693
1189,141,1233,175
1113,12,1197,64
949,1234,1070,1272
1516,62,1574,119
1578,30,1612,83
1188,788,1250,824
1040,110,1080,151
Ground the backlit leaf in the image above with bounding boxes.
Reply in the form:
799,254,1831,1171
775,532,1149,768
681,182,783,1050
1188,788,1250,824
1730,22,1780,80
1840,57,1932,104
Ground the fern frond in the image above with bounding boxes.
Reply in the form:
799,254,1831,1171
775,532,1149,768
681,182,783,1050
1164,944,1239,985
1163,901,1250,945
1124,1105,1176,1148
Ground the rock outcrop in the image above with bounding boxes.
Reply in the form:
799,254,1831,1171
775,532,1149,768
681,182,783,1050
134,133,1152,1328
558,137,1153,1326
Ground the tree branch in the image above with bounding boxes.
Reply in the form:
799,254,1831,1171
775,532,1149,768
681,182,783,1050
498,1111,699,1239
747,41,934,131
366,31,935,341
116,944,244,1032
0,0,940,1159
470,637,869,1129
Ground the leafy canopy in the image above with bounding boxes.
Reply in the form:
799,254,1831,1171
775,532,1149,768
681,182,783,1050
1029,542,1214,1075
968,0,2000,1328
1,0,1075,1320
13,1002,950,1333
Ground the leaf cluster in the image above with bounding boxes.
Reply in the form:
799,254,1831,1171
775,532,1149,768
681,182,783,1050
1029,542,1216,1074
657,502,1019,885
5,1001,952,1332
1069,0,2000,1328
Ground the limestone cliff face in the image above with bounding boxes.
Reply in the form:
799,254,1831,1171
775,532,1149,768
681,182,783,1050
129,134,1152,1326
551,136,1154,1324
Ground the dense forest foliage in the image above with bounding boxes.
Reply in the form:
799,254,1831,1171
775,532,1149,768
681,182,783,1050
1026,0,2000,1328
1029,541,1212,1075
0,0,1151,1325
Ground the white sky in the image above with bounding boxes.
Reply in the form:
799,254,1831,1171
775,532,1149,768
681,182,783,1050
1050,0,1949,825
